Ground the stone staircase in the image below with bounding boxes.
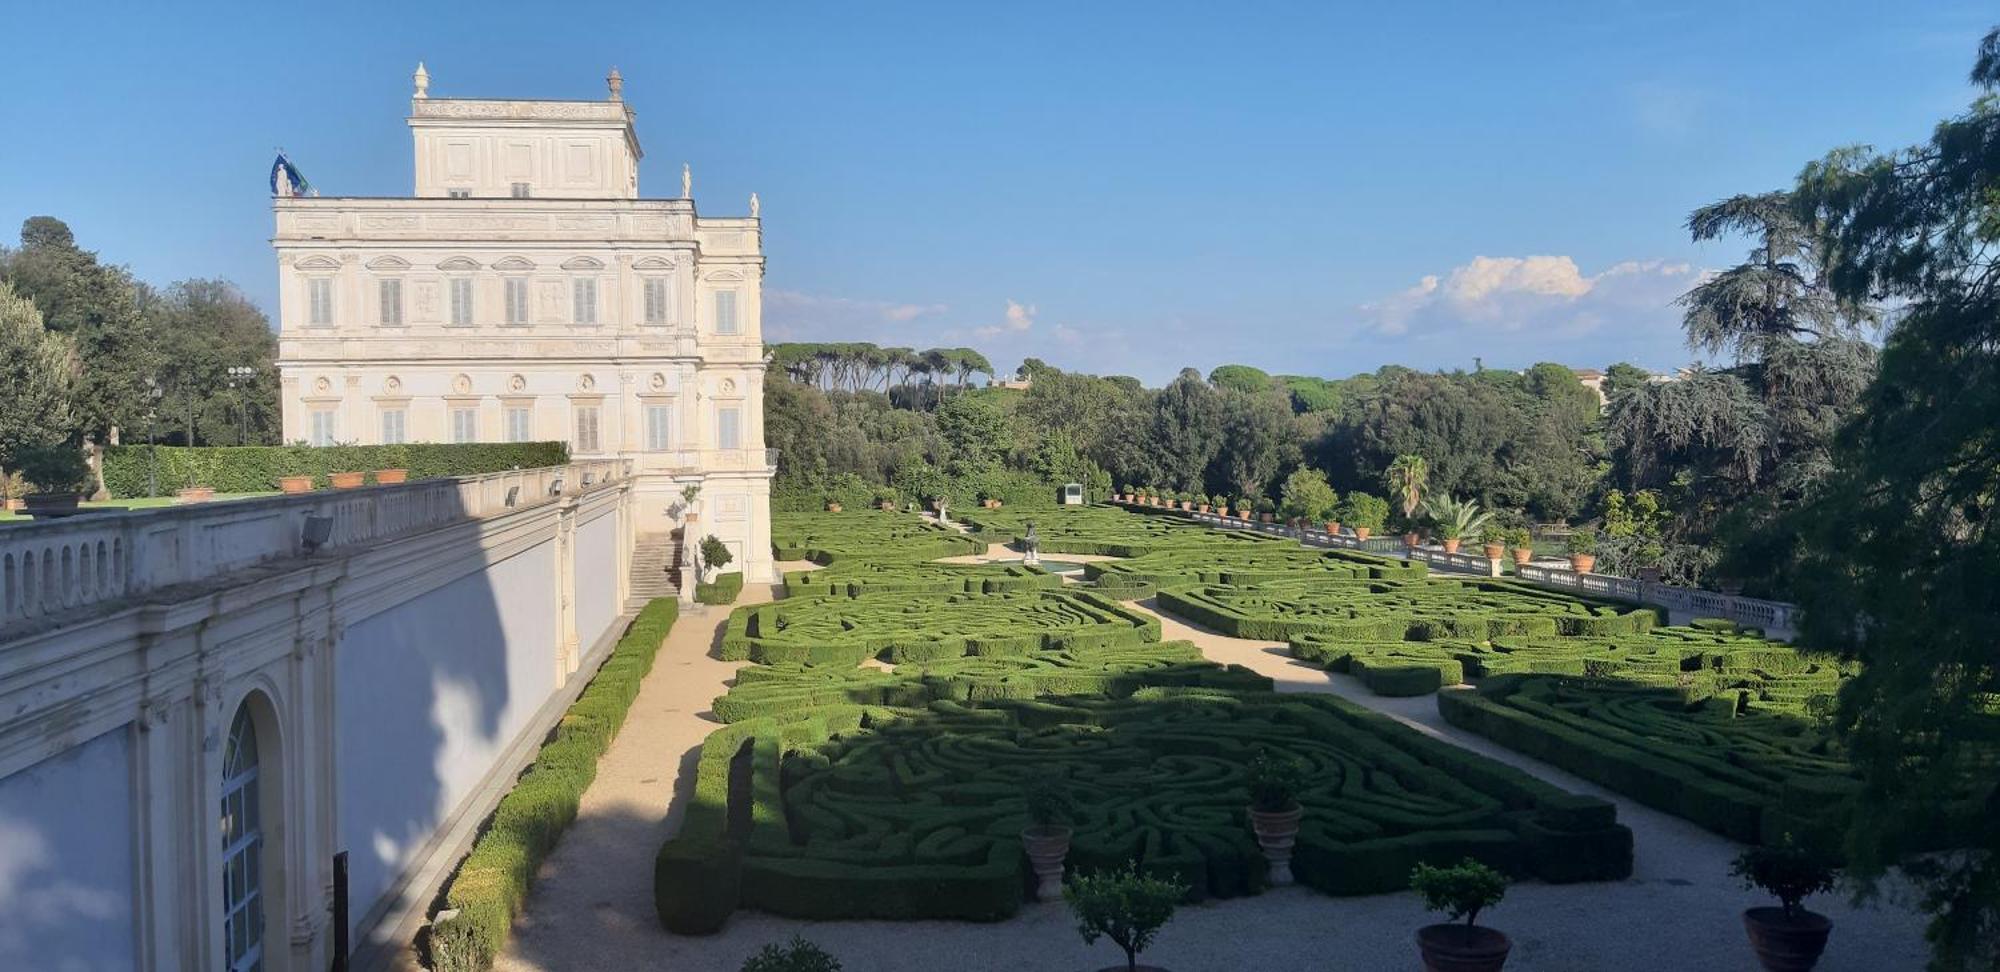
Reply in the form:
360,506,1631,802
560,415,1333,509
628,531,684,609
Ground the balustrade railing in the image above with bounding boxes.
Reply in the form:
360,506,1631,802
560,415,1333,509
0,460,630,632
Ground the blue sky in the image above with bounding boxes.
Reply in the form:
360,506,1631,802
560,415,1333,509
1,1,1989,384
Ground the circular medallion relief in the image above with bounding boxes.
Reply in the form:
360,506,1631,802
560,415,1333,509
313,376,331,394
649,372,666,390
577,374,597,391
383,375,402,393
453,374,472,394
509,374,527,392
720,378,737,395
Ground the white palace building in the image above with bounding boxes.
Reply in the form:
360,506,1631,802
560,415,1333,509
274,64,775,583
0,67,775,972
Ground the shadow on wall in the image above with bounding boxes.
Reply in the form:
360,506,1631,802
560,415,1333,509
0,730,135,968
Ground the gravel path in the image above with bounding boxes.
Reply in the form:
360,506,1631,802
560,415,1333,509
487,567,1930,972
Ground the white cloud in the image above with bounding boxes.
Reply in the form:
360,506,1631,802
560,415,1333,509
763,289,948,341
976,299,1037,338
1360,255,1703,341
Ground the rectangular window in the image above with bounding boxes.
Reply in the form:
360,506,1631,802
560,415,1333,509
574,405,601,453
643,278,668,325
714,290,738,335
310,410,336,447
505,406,532,443
308,278,333,326
380,408,407,444
451,407,478,444
446,188,472,199
450,278,474,326
504,278,529,325
378,278,403,326
645,404,671,451
572,278,597,325
510,182,531,198
718,406,741,450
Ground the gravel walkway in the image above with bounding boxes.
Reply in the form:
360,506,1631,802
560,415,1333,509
486,564,1930,972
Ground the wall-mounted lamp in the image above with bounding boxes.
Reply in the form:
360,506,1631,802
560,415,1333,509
302,514,334,553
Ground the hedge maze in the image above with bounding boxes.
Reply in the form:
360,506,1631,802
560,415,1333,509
656,691,1633,930
651,504,1856,933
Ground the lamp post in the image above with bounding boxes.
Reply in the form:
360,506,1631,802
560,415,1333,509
144,376,163,497
226,366,256,445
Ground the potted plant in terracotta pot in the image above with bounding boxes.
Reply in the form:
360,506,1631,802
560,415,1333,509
740,935,843,972
1066,862,1186,972
16,444,90,515
1411,857,1511,972
1480,527,1506,561
824,494,843,512
329,470,365,489
177,484,215,503
1342,492,1388,544
1507,527,1534,566
375,468,408,485
1732,837,1839,972
1565,528,1599,573
874,487,899,512
1634,542,1665,583
681,484,702,524
2,470,26,512
1210,493,1228,517
1020,779,1076,901
1245,749,1306,885
278,473,314,494
1422,495,1491,556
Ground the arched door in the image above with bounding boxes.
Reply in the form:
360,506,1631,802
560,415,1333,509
220,704,265,972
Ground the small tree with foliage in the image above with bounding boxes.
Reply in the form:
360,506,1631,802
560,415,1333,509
1245,749,1305,812
701,535,733,579
741,936,842,972
1732,837,1838,921
1279,467,1339,524
1422,495,1491,542
1066,863,1187,972
14,443,89,494
1385,454,1429,521
1340,493,1389,533
1410,858,1507,929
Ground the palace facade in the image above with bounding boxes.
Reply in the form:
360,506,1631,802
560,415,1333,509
274,66,774,581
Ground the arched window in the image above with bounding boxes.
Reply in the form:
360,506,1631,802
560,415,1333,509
221,704,265,971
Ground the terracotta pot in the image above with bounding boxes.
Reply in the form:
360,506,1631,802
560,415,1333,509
1416,923,1511,972
1569,553,1596,574
1180,501,1192,511
374,468,408,485
1743,907,1832,972
1238,511,1252,521
1355,527,1372,542
329,471,365,489
4,498,22,512
22,492,80,515
1442,538,1462,554
1020,825,1072,901
279,475,314,494
684,511,699,524
825,502,842,512
1511,548,1532,566
1198,504,1210,513
1248,804,1303,885
1260,513,1274,523
879,501,896,512
1403,532,1422,548
177,486,215,503
1483,543,1505,560
1324,521,1340,535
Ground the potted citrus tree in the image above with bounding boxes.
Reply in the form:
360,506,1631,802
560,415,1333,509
1066,862,1186,972
681,484,702,524
1342,492,1388,543
1210,493,1228,517
1480,526,1507,561
1732,838,1839,972
1245,750,1305,886
1565,528,1599,573
1020,779,1075,901
740,935,842,972
874,486,899,512
16,444,90,515
1507,527,1534,566
1411,858,1511,972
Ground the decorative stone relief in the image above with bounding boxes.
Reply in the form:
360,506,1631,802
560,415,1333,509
577,374,596,391
383,376,402,393
314,377,332,393
649,372,666,390
453,374,472,394
509,374,527,392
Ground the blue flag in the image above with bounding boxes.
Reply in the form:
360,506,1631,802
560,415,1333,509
269,153,313,197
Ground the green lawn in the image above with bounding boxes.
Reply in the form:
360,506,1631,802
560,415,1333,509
0,491,278,522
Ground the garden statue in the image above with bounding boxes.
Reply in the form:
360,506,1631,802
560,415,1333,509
1023,521,1040,566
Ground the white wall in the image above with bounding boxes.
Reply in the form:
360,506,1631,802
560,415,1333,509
333,540,559,933
0,728,136,971
575,509,619,650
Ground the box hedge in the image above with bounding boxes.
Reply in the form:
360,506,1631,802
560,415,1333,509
101,442,570,497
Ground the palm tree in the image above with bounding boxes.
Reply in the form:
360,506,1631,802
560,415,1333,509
1421,494,1491,543
1385,454,1429,520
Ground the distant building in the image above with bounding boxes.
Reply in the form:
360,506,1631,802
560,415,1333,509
990,375,1033,391
272,65,774,579
1572,368,1607,405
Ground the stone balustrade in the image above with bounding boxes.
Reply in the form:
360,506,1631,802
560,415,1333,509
0,460,629,632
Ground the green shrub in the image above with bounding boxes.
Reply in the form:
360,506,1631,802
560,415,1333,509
741,936,843,972
428,599,677,971
697,571,745,605
99,442,568,497
1067,862,1186,972
1732,835,1839,918
1340,493,1390,532
12,443,90,493
1409,857,1507,927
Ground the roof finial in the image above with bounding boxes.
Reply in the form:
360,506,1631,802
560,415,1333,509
749,192,760,219
414,62,430,99
681,163,692,199
607,67,623,101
